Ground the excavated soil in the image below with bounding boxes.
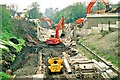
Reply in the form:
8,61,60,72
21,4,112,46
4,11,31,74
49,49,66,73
13,54,38,78
11,19,39,78
12,41,70,78
11,19,76,78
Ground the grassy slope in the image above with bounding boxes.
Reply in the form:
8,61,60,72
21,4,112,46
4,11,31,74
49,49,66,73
78,31,119,67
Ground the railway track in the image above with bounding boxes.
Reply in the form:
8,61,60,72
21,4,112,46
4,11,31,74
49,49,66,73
79,42,120,75
77,42,119,79
32,41,119,80
12,40,119,80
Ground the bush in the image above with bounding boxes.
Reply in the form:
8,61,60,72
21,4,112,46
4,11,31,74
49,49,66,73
100,31,109,37
0,72,11,80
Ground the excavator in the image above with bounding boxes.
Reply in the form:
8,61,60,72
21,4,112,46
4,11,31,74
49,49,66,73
76,0,112,28
75,18,86,28
46,16,65,45
40,17,52,28
45,16,65,73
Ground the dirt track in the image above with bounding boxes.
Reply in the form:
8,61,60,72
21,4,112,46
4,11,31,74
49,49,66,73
13,54,38,78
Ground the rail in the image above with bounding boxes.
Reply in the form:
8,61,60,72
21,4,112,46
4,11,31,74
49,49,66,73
79,42,120,75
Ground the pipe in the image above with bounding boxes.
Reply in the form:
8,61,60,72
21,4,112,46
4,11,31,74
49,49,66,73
63,58,72,74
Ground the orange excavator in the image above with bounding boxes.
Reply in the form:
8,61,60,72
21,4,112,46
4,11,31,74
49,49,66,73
46,16,65,45
75,18,86,28
40,17,52,28
76,0,112,28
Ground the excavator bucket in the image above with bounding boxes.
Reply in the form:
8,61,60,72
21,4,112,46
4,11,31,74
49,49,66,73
60,33,65,38
77,23,84,28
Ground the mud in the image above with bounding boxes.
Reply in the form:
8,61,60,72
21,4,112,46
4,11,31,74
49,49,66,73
12,41,69,78
13,54,38,78
10,19,74,78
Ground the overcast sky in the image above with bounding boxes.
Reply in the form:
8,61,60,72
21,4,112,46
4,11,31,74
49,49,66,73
0,0,119,13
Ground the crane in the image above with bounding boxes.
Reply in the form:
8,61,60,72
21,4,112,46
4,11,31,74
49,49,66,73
46,16,65,45
76,0,112,28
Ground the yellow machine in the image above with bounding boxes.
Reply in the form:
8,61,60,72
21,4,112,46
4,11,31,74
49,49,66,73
48,57,63,72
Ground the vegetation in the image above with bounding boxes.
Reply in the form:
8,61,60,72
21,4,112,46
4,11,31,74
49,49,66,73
53,2,86,23
100,31,109,37
52,1,119,24
0,5,25,74
28,2,43,19
0,1,119,79
0,72,11,80
0,6,14,39
91,2,106,12
44,8,57,19
96,2,105,10
78,31,119,67
7,3,18,17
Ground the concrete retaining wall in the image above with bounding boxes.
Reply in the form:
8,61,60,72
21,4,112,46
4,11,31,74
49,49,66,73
80,21,119,35
91,27,100,34
87,14,119,28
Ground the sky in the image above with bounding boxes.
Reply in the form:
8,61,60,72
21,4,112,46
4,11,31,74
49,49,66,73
0,0,119,13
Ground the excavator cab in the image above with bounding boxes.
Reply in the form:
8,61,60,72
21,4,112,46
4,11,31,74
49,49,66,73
75,18,85,28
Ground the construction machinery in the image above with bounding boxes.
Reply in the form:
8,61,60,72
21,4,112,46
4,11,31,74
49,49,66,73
76,0,112,28
48,57,63,73
75,18,86,28
46,16,65,45
40,17,52,28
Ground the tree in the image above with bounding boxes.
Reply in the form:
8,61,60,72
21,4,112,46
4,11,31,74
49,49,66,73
0,5,14,39
28,2,43,19
96,2,105,10
31,2,40,9
7,3,18,17
44,8,58,19
53,2,86,24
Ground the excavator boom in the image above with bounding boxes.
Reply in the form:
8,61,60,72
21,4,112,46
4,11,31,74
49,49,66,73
46,16,65,45
87,0,112,14
40,17,52,28
76,0,112,28
56,16,64,38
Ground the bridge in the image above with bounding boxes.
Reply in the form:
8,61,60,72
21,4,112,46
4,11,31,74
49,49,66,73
87,13,119,28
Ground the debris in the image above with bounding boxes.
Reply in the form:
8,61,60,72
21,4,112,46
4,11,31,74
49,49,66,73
6,69,12,75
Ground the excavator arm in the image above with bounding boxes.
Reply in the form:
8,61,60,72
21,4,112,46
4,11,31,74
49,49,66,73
46,16,65,45
87,0,112,14
76,0,112,28
40,17,52,28
55,16,65,38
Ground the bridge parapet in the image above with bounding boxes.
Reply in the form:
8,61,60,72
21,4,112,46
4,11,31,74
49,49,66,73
87,13,119,28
